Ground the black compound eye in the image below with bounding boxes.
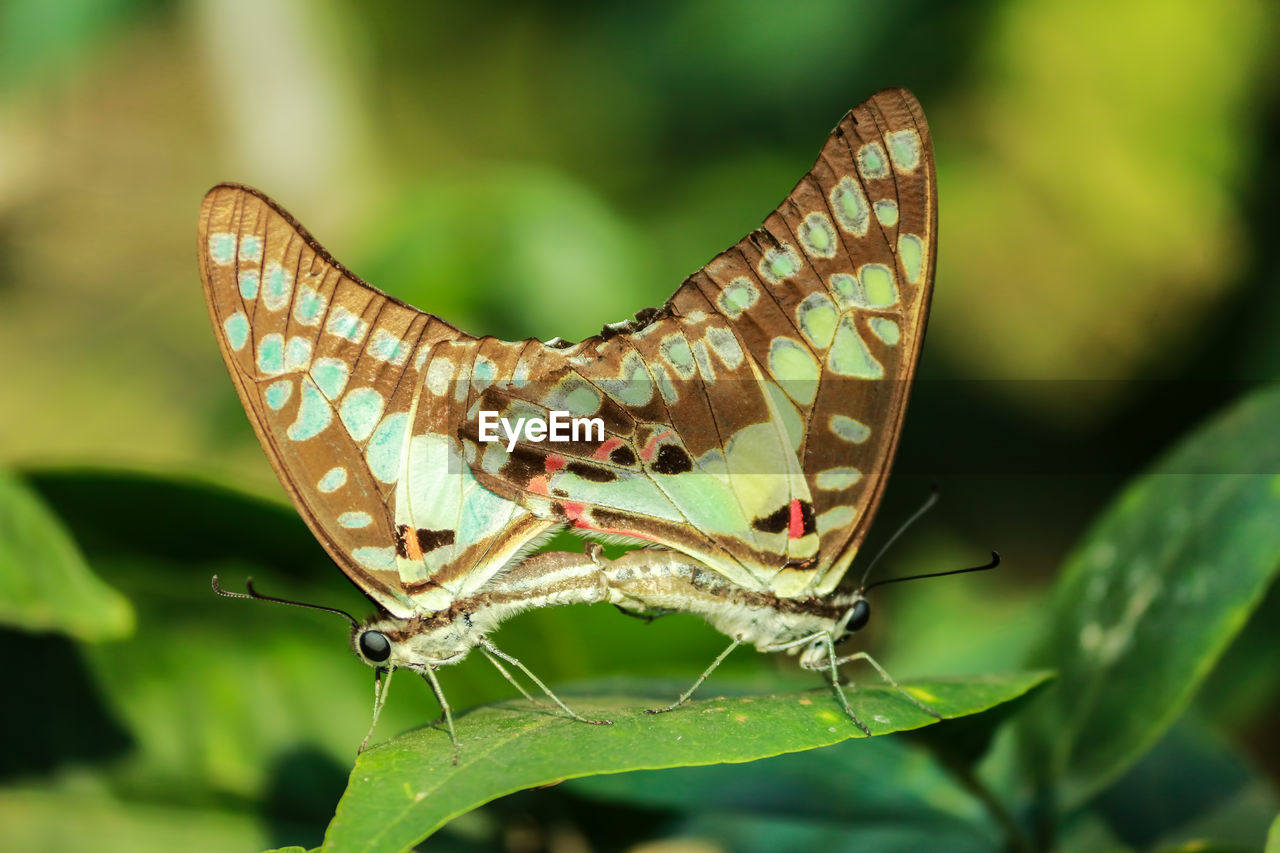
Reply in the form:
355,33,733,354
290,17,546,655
846,600,871,632
359,630,391,663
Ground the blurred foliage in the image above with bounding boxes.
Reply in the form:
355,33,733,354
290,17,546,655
1,0,1279,850
0,471,132,639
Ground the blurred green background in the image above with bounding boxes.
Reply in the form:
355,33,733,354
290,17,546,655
2,0,1278,850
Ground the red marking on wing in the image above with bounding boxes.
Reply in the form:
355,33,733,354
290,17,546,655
639,429,676,462
545,455,566,474
788,499,804,540
593,436,624,461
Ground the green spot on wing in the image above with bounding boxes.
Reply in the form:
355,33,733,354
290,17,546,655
256,334,284,374
264,380,292,411
828,317,883,379
223,313,249,351
860,264,898,307
898,233,925,284
366,413,409,483
286,378,332,441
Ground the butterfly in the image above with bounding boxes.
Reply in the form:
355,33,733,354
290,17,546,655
201,87,964,753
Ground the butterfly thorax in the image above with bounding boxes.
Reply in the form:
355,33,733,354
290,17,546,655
604,549,864,663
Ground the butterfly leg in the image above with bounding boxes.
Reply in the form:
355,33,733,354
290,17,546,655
815,634,872,736
479,636,612,726
481,647,545,707
832,650,942,721
420,664,460,766
358,666,395,753
646,637,742,714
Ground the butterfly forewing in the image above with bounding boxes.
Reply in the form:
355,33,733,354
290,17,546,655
199,186,557,616
463,88,935,598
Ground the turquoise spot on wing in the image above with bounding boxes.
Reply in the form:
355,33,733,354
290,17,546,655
660,333,697,380
472,356,496,390
284,336,313,371
828,317,883,379
263,262,292,311
760,246,801,283
368,329,409,364
318,466,347,493
831,177,869,236
857,142,890,180
264,379,292,411
869,317,900,346
353,546,395,570
830,414,870,443
208,233,235,265
705,326,744,369
816,467,862,490
425,358,454,397
238,235,263,262
287,378,332,441
599,351,654,406
717,277,759,318
542,377,603,414
327,306,368,343
311,357,350,400
458,479,522,544
874,199,899,227
859,264,898,307
817,505,857,536
239,271,260,300
799,212,837,259
294,286,326,325
886,129,921,172
796,293,837,349
224,312,249,351
898,233,925,285
768,337,820,406
366,412,409,484
654,363,679,403
256,333,284,375
764,381,803,452
340,387,385,442
338,511,372,529
564,384,602,414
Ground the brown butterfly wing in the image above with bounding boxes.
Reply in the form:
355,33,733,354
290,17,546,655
463,88,936,598
199,185,557,617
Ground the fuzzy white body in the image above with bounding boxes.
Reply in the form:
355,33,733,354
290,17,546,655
352,546,861,671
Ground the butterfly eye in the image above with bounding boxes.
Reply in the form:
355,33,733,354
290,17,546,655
359,630,391,663
846,600,870,633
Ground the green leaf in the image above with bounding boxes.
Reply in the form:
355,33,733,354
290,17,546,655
1266,812,1280,853
661,812,997,853
0,784,270,853
566,734,994,831
1094,718,1278,850
324,672,1049,852
1021,385,1280,806
0,470,133,640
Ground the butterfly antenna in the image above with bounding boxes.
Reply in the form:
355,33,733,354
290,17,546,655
863,551,1001,592
857,484,941,590
211,575,359,626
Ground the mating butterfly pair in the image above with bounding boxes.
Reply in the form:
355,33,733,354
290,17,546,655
202,88,956,757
